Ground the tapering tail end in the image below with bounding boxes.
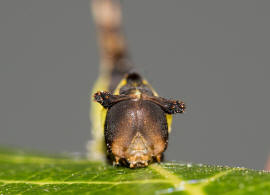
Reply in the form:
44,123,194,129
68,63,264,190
91,0,132,81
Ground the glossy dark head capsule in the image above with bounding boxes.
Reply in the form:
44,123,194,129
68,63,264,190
105,99,168,167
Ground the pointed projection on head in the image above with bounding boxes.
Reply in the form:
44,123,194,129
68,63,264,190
94,91,185,114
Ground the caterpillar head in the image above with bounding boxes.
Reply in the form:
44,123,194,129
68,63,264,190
94,91,185,168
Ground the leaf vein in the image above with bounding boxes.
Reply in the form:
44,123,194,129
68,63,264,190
0,179,171,186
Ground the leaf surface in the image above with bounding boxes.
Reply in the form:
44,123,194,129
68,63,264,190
0,148,269,195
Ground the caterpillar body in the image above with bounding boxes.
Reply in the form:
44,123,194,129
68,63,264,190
88,0,185,168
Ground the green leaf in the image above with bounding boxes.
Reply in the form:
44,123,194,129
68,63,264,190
0,148,269,194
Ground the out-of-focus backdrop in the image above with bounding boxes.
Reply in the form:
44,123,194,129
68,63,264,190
1,0,269,170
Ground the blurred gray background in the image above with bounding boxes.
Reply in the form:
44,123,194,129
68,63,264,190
1,0,269,170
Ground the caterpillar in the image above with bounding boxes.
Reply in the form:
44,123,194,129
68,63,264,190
88,0,185,168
